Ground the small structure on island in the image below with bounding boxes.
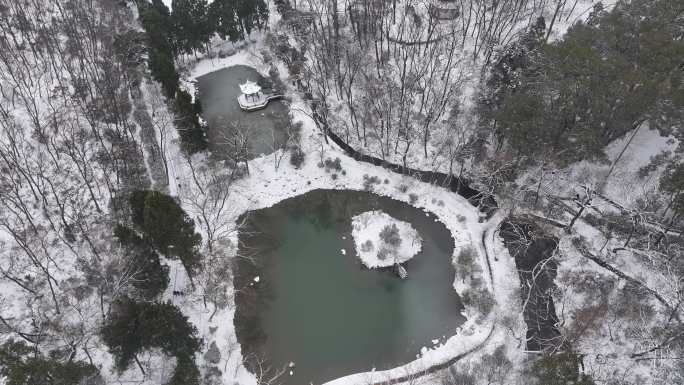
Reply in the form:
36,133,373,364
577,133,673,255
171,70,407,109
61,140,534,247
351,210,421,280
395,262,408,279
428,0,460,21
237,79,284,112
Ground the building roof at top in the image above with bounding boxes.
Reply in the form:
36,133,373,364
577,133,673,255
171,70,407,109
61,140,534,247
239,80,261,95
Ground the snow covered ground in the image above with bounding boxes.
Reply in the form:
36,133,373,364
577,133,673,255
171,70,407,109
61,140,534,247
351,210,423,268
321,0,616,177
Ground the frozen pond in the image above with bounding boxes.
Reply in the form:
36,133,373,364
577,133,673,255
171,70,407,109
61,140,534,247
196,65,288,159
234,189,465,384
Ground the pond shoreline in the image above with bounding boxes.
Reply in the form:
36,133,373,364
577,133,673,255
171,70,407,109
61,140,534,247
233,189,464,385
195,65,289,160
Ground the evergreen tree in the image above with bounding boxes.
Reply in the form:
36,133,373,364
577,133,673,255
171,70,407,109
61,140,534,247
166,355,201,385
137,0,211,154
208,0,268,42
657,161,684,237
139,0,180,97
530,351,594,385
171,0,213,55
0,340,100,385
129,190,203,278
489,0,684,165
114,224,170,300
149,47,179,98
174,89,209,154
101,298,202,381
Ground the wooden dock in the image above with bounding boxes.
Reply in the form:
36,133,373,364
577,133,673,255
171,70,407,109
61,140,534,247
237,93,284,112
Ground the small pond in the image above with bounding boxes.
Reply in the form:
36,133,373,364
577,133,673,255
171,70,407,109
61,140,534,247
196,65,289,159
234,189,465,385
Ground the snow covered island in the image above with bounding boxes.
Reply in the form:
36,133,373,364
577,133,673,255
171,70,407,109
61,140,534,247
351,210,423,268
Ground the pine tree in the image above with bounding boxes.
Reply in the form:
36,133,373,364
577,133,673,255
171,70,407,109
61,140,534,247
209,0,268,42
171,0,213,55
114,224,169,300
101,298,202,379
0,340,100,385
139,0,180,97
174,89,209,154
530,351,594,385
129,190,203,278
489,0,684,165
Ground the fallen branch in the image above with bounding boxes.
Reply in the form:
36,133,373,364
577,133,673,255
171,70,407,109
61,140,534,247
573,239,679,323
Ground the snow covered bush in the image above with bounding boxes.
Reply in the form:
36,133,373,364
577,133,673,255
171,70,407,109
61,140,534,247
324,157,343,173
456,247,475,282
363,174,382,191
290,148,305,168
461,286,495,319
409,193,419,204
361,240,374,253
379,224,402,248
377,247,391,261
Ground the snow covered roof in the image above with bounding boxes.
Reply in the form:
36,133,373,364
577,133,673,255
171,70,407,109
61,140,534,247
239,80,261,95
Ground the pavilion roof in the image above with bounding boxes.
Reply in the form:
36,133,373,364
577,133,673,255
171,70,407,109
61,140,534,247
239,80,261,95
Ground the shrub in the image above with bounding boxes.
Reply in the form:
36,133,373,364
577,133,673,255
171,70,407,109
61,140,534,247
442,364,476,385
408,193,418,204
324,157,343,173
397,184,409,193
457,247,475,282
289,148,305,168
461,286,494,317
361,240,374,253
380,224,401,248
363,174,381,191
476,345,512,385
377,247,391,260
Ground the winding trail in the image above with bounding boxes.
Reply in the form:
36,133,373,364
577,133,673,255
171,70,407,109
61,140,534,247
370,325,496,385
